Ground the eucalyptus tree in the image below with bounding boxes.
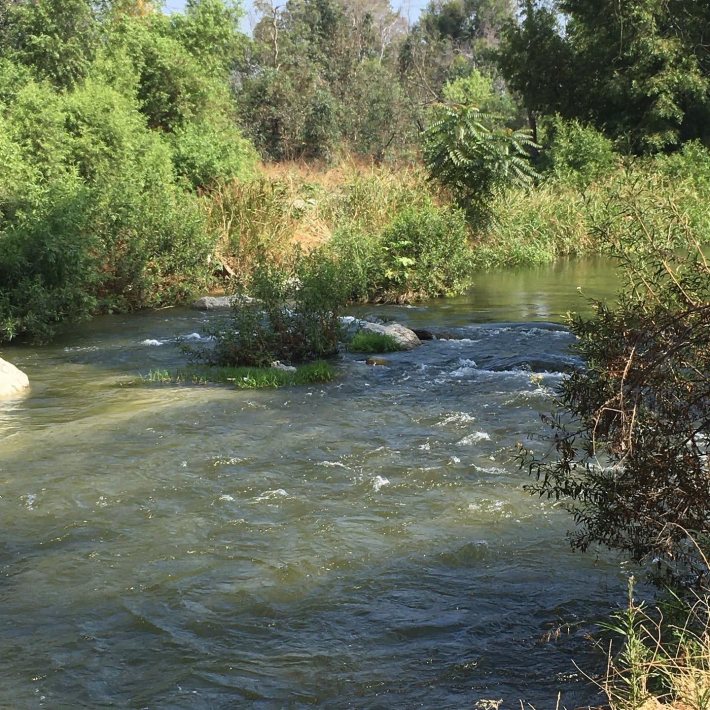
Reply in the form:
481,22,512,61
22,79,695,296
498,0,710,152
398,0,515,140
238,0,411,161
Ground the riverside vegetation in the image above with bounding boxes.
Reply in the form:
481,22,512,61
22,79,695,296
1,0,709,706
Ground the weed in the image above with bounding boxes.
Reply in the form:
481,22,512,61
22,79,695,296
348,331,403,353
134,361,336,388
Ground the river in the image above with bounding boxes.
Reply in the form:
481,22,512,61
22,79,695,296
0,258,628,708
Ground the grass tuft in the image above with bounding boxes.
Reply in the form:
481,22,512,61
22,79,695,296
135,361,336,388
349,331,403,353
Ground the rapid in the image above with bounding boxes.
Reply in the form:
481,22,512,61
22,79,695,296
0,258,628,708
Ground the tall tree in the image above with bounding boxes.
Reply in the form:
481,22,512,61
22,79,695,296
498,0,710,152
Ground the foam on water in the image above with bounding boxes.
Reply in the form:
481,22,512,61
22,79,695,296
451,359,478,378
254,489,289,502
372,475,390,492
437,412,476,427
457,431,491,445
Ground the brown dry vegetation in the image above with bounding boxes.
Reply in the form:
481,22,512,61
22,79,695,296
205,159,440,282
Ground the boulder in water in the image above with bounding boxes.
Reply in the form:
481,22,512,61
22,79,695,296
192,295,255,310
0,358,29,398
358,321,421,350
341,317,421,350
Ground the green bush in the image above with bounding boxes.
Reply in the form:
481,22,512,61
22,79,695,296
423,102,538,223
87,174,213,312
541,115,617,187
0,3,258,343
348,331,403,353
329,202,474,303
171,118,257,189
203,251,349,367
0,178,98,342
376,205,474,302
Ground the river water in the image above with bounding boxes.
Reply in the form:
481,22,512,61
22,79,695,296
1,258,628,708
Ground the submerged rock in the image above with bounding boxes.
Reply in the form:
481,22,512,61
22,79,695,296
365,357,390,366
0,358,29,398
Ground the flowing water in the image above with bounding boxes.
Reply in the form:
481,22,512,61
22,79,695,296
1,258,629,708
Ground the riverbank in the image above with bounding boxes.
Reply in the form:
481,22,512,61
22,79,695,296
3,146,710,346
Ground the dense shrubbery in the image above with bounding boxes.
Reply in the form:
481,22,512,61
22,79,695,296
328,201,473,303
202,251,350,367
540,116,617,188
469,141,710,268
520,192,710,586
0,0,256,343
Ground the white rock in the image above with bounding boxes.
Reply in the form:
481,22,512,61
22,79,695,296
0,357,29,398
191,295,235,310
271,361,297,372
191,295,255,310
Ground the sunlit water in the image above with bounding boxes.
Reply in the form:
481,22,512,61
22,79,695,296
1,258,629,708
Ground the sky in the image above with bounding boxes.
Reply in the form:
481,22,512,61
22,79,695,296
162,0,430,32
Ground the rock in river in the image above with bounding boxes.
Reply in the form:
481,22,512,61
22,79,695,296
192,295,255,310
357,321,421,350
0,358,29,398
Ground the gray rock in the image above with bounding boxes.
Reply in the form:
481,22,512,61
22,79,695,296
355,320,421,350
192,295,254,310
0,357,29,398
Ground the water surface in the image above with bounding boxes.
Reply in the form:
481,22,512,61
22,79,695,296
1,258,626,708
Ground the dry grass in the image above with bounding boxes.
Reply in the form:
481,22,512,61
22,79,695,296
595,574,710,710
203,159,437,284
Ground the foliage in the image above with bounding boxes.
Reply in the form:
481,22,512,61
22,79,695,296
202,251,349,367
329,201,473,303
170,117,257,189
138,360,336,388
520,192,710,586
496,1,574,141
471,148,710,269
602,578,710,710
236,0,416,162
375,205,473,301
0,1,256,342
441,70,517,122
400,0,515,137
348,331,402,353
0,0,99,88
470,181,603,268
0,178,98,342
498,0,710,153
424,101,538,221
541,115,617,188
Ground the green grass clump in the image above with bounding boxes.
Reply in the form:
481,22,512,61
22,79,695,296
138,361,336,388
348,331,403,353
